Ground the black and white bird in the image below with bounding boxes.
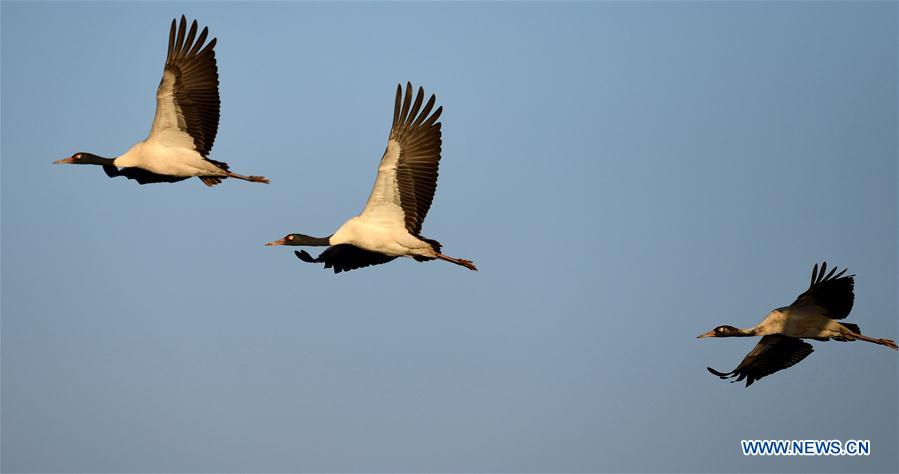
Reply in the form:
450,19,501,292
266,82,476,274
699,262,897,387
54,16,268,186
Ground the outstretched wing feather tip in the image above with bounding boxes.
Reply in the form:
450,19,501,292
706,367,731,378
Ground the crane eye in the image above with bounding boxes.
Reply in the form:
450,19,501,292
286,235,294,241
75,153,82,159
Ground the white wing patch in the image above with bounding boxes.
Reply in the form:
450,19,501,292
147,70,195,150
359,139,406,229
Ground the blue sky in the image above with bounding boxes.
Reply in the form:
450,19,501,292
2,1,896,472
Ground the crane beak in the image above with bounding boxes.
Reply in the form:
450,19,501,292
265,238,286,247
697,330,716,339
53,157,77,164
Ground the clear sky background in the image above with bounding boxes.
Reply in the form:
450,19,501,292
2,1,896,473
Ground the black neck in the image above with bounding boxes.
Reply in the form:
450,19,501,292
80,153,116,166
292,234,331,246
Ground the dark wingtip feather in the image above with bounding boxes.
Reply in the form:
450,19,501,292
174,16,187,58
411,94,437,128
398,83,413,126
184,19,198,51
167,18,177,60
392,84,402,127
198,26,209,45
294,250,316,263
187,26,210,56
707,367,732,378
201,36,217,54
406,87,425,127
424,105,443,126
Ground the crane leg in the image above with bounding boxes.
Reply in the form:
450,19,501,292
847,332,898,350
436,253,477,271
226,171,270,184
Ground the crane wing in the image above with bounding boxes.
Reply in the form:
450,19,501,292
707,335,813,387
147,16,220,157
103,165,189,184
789,262,855,319
360,83,442,235
294,245,396,274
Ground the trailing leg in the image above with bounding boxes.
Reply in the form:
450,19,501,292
436,253,477,271
847,331,898,350
226,171,270,184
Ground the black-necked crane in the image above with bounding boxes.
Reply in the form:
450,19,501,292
265,82,476,274
699,262,897,387
54,16,268,186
